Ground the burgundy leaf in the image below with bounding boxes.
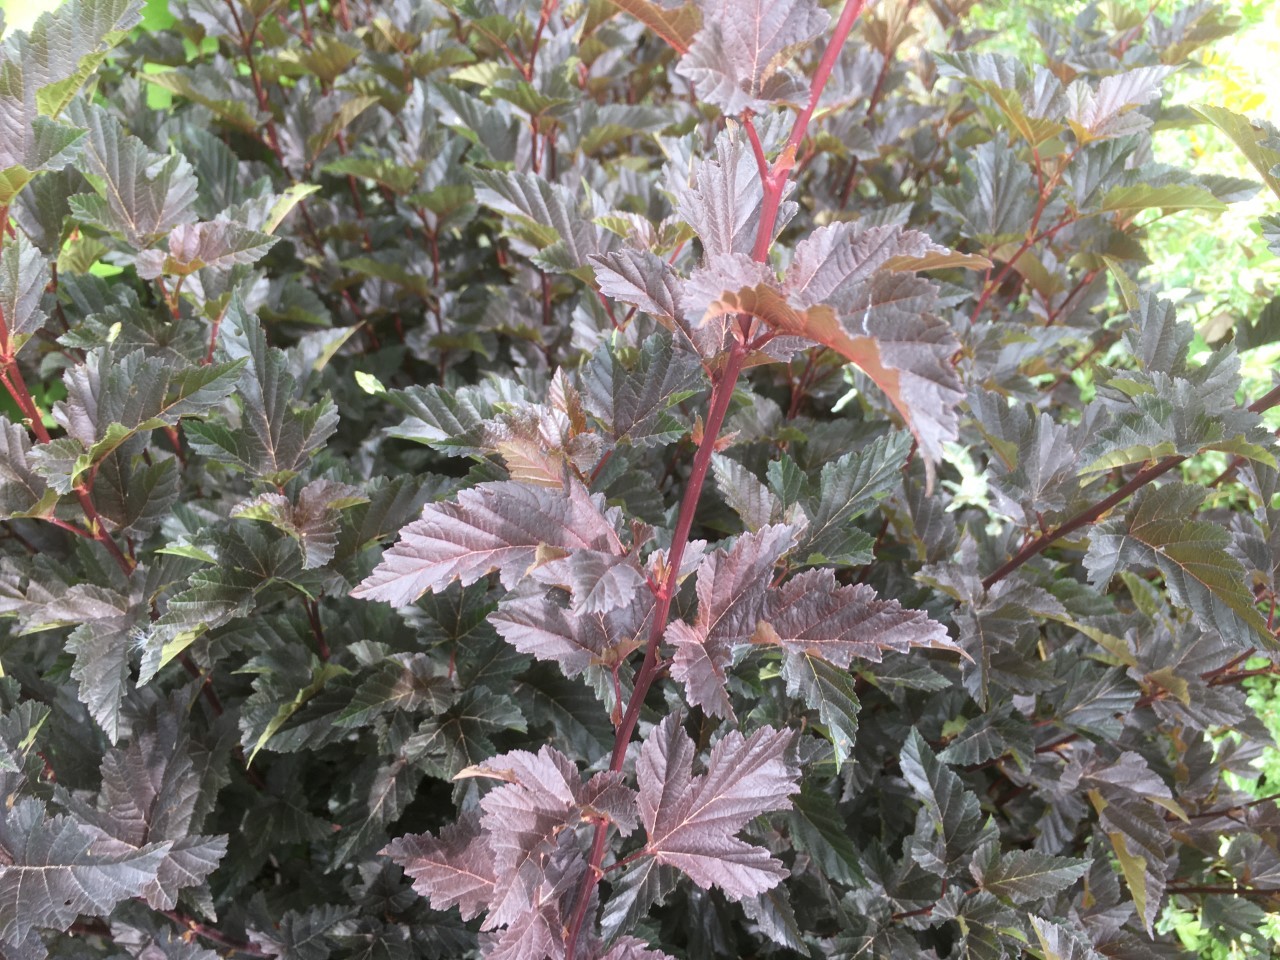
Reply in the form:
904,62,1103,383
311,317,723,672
675,0,829,116
775,272,964,479
595,937,678,960
491,588,655,677
667,525,796,718
464,747,637,928
381,813,496,921
353,480,624,607
637,716,798,900
592,249,682,324
754,568,961,665
785,222,952,311
519,548,648,619
480,833,586,959
672,127,768,260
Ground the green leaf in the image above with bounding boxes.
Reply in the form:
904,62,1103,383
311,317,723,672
0,417,54,520
1192,104,1280,200
1084,482,1275,653
406,689,527,780
935,140,1038,245
33,349,244,492
63,100,199,247
473,169,609,272
1099,183,1226,213
582,332,702,448
713,455,779,532
1236,294,1280,352
781,655,860,768
383,382,497,454
796,431,911,564
0,232,50,358
1088,789,1172,934
936,53,1066,146
64,598,136,743
1029,917,1104,960
246,660,350,765
335,654,453,728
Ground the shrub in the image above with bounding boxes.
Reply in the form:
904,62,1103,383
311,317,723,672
1,0,1279,958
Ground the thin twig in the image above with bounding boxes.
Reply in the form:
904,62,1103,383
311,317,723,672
982,383,1280,590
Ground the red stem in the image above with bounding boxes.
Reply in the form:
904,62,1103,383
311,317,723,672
529,0,559,78
297,0,312,45
982,382,1280,590
753,0,869,260
1168,884,1280,899
562,4,868,954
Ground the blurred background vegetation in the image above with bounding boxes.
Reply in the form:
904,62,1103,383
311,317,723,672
2,0,1278,954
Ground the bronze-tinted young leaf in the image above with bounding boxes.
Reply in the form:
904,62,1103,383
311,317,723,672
673,126,768,259
786,222,953,310
465,746,637,927
1065,66,1174,143
492,588,655,677
234,479,367,569
1,0,1274,954
775,272,964,477
134,219,278,280
609,0,700,54
637,716,798,900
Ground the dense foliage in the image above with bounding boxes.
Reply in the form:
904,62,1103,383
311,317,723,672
2,0,1280,957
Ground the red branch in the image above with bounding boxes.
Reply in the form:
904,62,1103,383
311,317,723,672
982,382,1280,590
562,3,869,955
1,287,134,576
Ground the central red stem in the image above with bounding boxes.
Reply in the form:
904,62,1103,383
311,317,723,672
562,4,868,954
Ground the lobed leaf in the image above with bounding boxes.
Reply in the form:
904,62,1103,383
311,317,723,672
637,716,799,900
